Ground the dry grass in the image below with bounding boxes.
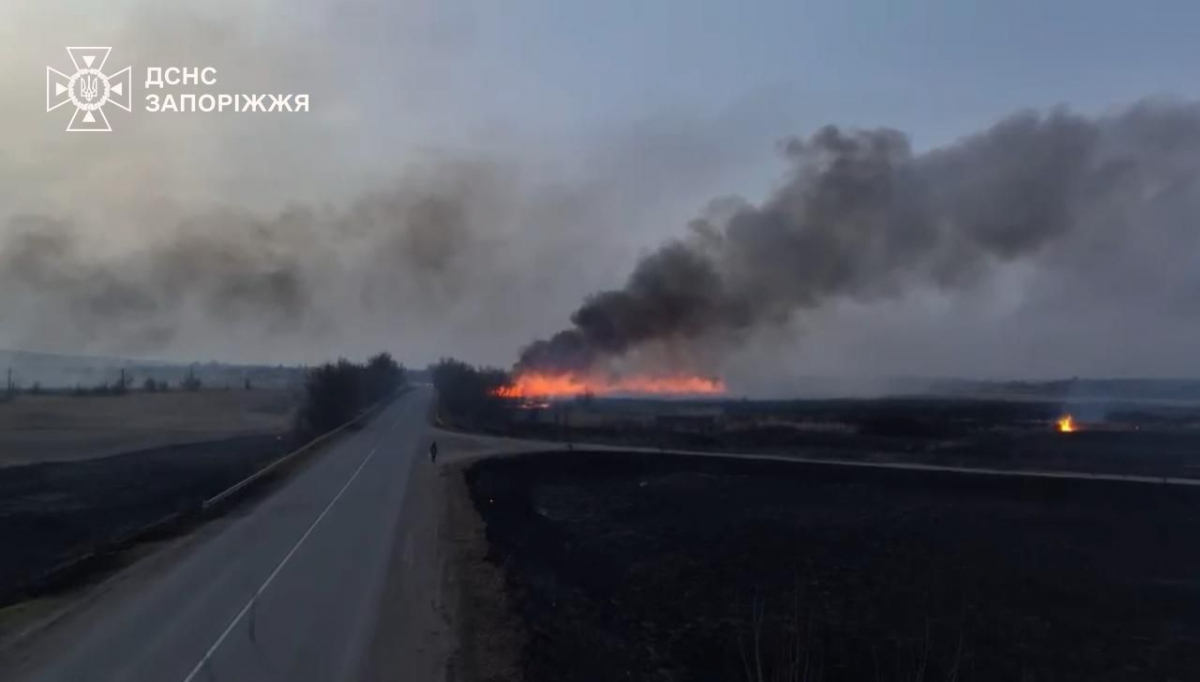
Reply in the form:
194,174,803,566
0,389,299,466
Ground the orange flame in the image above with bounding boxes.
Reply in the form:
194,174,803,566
1056,415,1077,433
494,371,725,399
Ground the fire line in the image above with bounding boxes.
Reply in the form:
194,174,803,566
494,371,725,399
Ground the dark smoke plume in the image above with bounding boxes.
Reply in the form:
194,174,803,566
0,160,514,357
518,99,1200,374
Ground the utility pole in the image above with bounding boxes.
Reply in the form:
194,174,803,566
6,367,11,395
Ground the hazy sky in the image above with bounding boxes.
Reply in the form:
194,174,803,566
2,1,1198,385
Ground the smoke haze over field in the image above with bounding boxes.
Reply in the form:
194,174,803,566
0,1,758,365
4,1,1200,389
519,101,1200,383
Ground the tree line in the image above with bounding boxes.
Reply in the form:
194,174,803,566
430,357,511,428
298,352,407,435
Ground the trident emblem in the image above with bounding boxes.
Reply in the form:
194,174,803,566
80,74,99,102
46,47,132,132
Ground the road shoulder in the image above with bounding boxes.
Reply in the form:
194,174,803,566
359,435,526,682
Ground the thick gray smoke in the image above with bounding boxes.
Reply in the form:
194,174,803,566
0,160,525,359
0,139,743,365
0,0,765,367
518,99,1200,375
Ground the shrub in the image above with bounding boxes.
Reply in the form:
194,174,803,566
69,379,129,397
300,359,364,434
365,352,405,403
297,353,407,436
180,371,202,391
431,358,510,427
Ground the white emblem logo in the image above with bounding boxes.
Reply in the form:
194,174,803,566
46,47,132,132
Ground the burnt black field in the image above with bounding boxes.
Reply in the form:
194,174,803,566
0,435,298,606
493,394,1200,481
467,450,1200,682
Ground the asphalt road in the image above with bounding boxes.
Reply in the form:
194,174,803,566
8,387,435,682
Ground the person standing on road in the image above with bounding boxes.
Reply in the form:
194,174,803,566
429,440,438,463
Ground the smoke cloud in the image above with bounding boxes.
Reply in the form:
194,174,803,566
519,99,1200,378
6,3,1200,382
0,1,755,365
0,160,561,358
0,143,747,364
